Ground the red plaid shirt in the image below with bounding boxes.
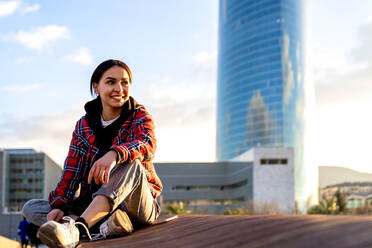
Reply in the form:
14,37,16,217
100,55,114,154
48,105,162,210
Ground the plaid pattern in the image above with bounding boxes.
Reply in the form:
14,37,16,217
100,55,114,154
49,108,162,210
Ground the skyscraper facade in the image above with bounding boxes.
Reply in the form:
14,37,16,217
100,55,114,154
217,0,311,210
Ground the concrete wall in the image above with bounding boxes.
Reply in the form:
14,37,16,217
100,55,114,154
231,147,295,214
0,213,23,241
252,148,295,214
44,154,62,199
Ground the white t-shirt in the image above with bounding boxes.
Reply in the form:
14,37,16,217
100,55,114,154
101,115,120,128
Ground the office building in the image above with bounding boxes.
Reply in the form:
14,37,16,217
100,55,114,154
0,149,62,239
319,166,372,214
217,0,313,211
346,193,372,214
320,182,372,201
156,147,294,214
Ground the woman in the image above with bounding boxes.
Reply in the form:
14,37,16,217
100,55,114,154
22,59,162,248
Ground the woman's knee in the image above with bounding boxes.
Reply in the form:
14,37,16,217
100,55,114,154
22,199,50,222
132,206,157,227
22,199,39,217
127,159,148,180
111,159,144,180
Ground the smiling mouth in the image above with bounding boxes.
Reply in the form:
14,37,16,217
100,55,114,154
111,95,125,100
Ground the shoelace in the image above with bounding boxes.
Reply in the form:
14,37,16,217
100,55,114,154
75,221,92,241
90,221,109,241
59,216,93,242
62,216,105,241
62,216,74,226
90,234,105,241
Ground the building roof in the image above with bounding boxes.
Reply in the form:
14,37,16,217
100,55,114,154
325,181,372,188
78,214,372,248
4,148,36,154
347,193,372,200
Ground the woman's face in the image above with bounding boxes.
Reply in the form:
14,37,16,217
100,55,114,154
93,66,131,113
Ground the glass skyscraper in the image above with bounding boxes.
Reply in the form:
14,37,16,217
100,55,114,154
217,0,311,210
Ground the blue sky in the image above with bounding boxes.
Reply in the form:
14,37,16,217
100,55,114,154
0,0,371,173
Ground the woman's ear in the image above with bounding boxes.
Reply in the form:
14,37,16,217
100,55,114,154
93,82,99,95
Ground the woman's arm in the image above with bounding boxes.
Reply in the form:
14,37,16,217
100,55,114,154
110,110,156,164
48,119,86,214
87,150,117,185
87,109,156,185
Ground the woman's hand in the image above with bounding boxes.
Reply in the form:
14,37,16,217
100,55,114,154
88,150,117,185
47,209,64,222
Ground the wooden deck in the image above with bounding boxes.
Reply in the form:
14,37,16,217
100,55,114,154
78,214,372,248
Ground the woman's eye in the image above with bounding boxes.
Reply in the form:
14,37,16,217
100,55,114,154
122,81,129,86
107,80,114,85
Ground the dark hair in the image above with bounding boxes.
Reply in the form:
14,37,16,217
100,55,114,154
90,59,132,95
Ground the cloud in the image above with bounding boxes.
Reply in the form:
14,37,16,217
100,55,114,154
64,47,93,66
315,65,372,107
21,3,39,14
147,80,204,104
2,83,40,92
143,52,217,161
193,50,217,68
350,21,372,64
147,82,216,162
10,25,70,50
365,16,372,25
313,101,372,172
143,76,216,162
144,50,217,128
144,78,215,128
315,21,372,107
0,1,19,17
311,20,372,172
154,123,216,162
0,104,84,166
14,57,31,64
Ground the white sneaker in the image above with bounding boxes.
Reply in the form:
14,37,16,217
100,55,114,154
96,209,133,240
38,216,80,248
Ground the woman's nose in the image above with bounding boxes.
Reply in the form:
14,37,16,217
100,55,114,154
114,83,123,92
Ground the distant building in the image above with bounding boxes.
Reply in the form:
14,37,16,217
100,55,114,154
320,182,372,200
0,149,62,239
346,193,372,211
320,182,372,214
156,147,294,214
217,0,314,211
319,166,372,214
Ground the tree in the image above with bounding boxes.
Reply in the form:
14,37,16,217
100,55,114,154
334,190,346,213
307,197,339,215
165,201,192,214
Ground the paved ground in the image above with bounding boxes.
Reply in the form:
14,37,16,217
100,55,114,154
0,235,19,248
77,214,372,248
0,235,47,248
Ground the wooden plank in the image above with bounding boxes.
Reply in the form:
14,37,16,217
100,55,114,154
78,215,372,248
